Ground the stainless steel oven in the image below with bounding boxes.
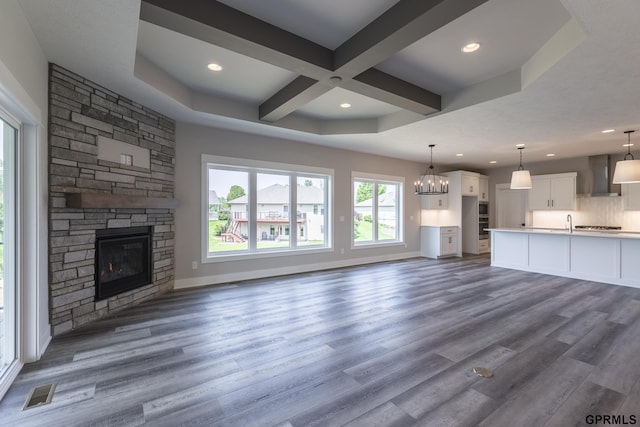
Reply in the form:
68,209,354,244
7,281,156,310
479,218,489,240
479,202,489,240
479,202,488,216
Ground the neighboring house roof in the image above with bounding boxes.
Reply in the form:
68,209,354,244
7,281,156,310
209,190,220,205
355,190,396,207
229,184,324,205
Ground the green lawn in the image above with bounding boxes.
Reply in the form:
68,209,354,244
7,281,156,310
354,220,396,242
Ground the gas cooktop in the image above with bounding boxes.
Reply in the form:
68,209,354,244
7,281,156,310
574,225,622,230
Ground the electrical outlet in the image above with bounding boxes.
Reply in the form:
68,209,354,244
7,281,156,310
191,261,198,270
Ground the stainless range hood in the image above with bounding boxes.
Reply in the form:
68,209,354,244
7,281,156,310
582,155,620,196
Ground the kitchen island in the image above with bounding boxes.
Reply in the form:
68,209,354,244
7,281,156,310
490,228,640,288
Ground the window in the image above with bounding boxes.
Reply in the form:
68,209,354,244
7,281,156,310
352,173,403,246
203,155,332,260
257,173,289,250
0,111,17,386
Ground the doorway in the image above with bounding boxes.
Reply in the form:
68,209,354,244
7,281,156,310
496,183,528,228
0,113,17,385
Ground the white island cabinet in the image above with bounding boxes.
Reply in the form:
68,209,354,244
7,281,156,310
491,228,640,288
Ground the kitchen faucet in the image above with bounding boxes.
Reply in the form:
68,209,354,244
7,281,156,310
567,214,573,233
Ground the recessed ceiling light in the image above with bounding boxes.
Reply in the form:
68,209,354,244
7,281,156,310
602,129,616,133
456,153,464,157
515,143,525,147
546,153,556,157
462,42,480,53
207,63,223,71
489,160,497,164
340,103,351,109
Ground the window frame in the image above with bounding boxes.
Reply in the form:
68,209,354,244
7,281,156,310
351,171,404,249
202,155,333,263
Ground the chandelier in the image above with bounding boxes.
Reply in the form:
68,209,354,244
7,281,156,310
414,144,448,195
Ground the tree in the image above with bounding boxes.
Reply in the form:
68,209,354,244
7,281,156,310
227,185,246,201
304,179,313,186
356,182,373,203
356,182,387,203
217,196,230,220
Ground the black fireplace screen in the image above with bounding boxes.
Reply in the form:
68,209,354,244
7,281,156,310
95,226,152,300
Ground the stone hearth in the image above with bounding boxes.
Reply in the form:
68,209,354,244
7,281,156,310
48,64,176,335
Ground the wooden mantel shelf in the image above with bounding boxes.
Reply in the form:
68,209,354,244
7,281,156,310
65,193,178,209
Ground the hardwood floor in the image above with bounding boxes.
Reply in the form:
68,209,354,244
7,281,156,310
2,255,640,426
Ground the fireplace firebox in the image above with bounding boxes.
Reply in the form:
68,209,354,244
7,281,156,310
95,226,152,300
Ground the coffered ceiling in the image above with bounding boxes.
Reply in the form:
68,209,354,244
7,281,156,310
17,0,640,169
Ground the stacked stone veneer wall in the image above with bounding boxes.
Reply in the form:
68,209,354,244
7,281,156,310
48,64,176,335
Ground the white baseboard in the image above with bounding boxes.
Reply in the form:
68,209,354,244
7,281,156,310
174,251,421,290
39,331,52,360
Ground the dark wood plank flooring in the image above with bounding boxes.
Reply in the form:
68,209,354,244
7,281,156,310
2,255,640,426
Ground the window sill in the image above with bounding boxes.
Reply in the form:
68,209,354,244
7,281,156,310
203,246,333,264
351,241,405,250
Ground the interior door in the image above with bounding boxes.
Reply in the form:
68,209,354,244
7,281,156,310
497,184,527,228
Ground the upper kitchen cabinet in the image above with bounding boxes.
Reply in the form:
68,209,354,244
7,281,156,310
622,183,640,210
458,172,479,196
528,172,577,210
479,175,489,202
421,194,448,210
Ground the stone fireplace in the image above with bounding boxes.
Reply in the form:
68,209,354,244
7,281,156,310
48,64,176,335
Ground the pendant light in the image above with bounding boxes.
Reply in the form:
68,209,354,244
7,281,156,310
510,146,532,189
414,144,448,194
613,130,640,183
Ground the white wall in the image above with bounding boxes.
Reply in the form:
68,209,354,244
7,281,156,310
0,0,50,360
174,122,423,286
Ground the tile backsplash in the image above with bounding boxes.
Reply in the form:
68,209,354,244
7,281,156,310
531,196,640,230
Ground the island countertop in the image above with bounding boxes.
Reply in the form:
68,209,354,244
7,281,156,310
490,228,640,288
488,227,640,239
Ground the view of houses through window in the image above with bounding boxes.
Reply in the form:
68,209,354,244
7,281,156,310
206,159,330,257
353,176,402,245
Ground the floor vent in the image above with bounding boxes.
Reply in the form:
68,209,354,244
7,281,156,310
23,383,56,410
473,367,494,378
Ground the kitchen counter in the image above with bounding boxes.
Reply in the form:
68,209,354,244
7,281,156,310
489,227,640,239
490,228,640,288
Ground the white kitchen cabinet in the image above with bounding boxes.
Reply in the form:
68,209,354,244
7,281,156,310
421,226,458,258
479,175,489,202
421,194,448,210
478,238,490,253
462,173,479,196
528,173,576,210
622,183,640,210
440,228,458,255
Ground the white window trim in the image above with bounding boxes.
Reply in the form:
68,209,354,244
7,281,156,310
201,155,334,263
351,171,404,249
